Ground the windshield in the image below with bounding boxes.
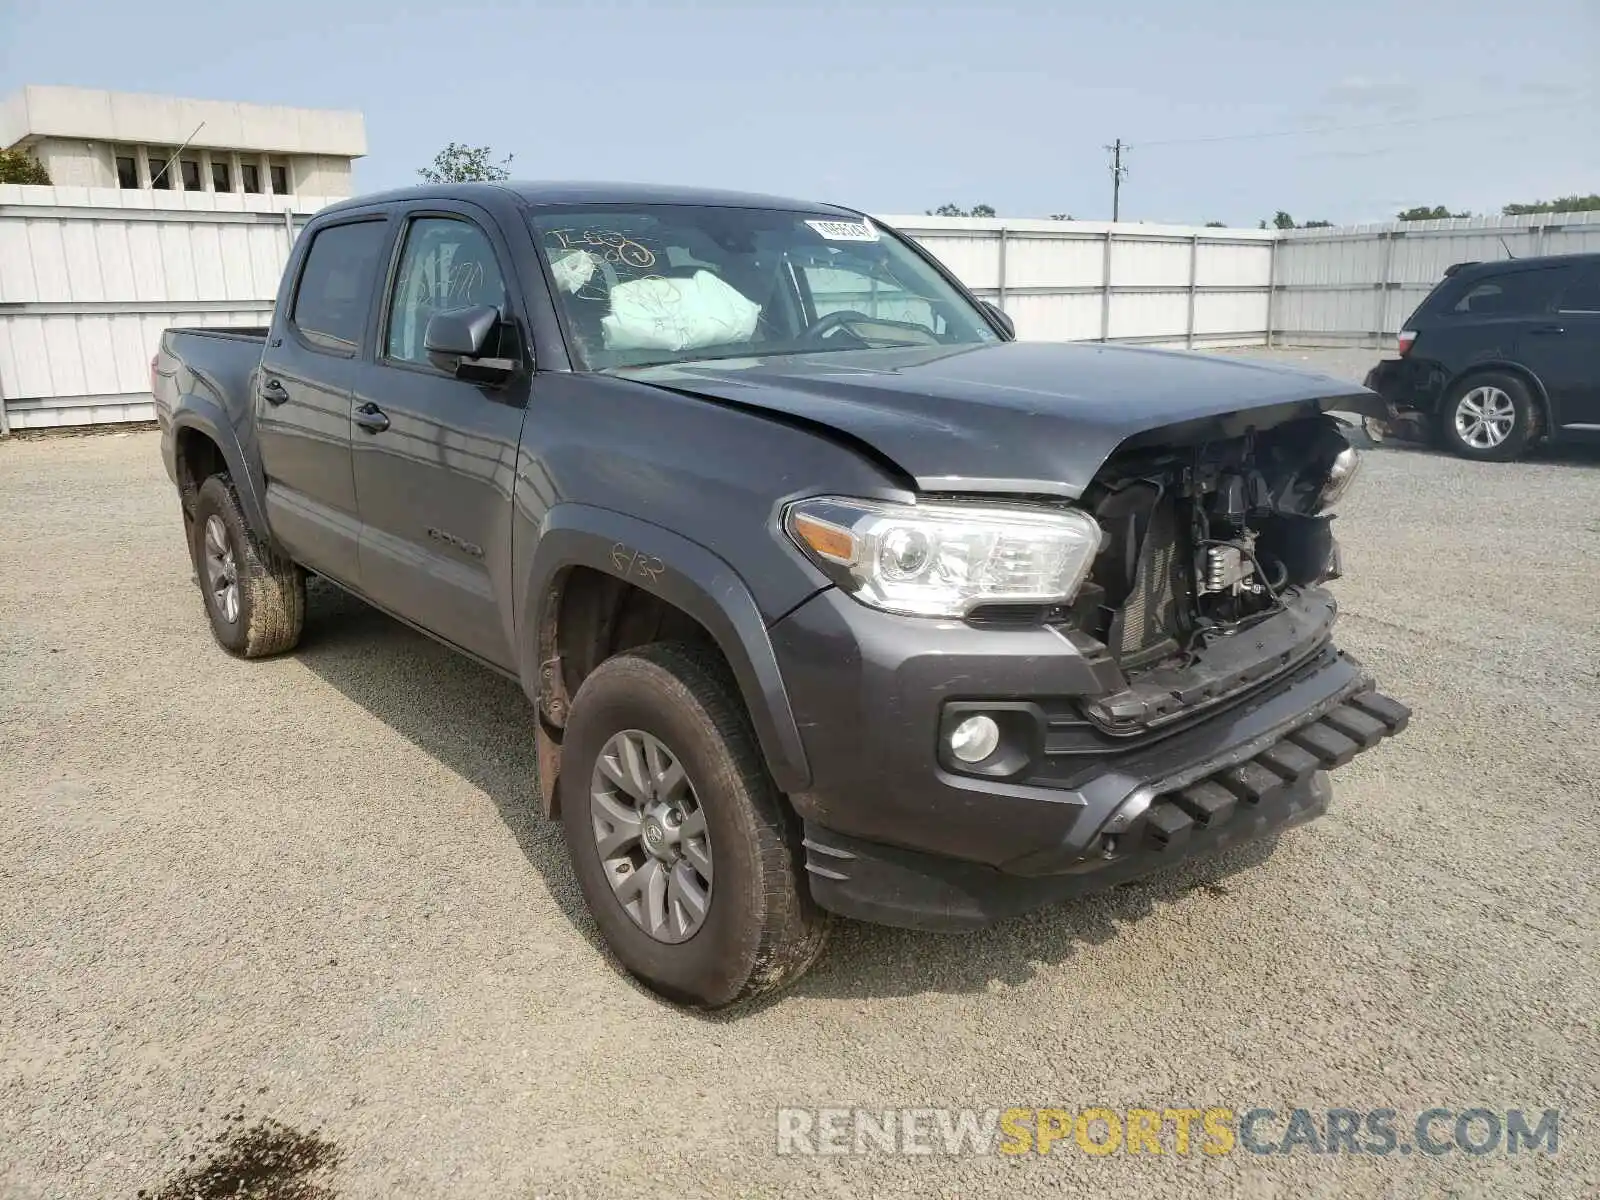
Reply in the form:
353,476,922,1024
526,204,999,369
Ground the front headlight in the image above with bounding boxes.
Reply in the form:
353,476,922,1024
784,496,1103,618
1317,444,1362,511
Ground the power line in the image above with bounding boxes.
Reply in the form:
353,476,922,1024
1131,97,1588,150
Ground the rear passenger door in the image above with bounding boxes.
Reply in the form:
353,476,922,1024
257,216,391,585
1436,267,1567,373
349,204,531,670
1535,263,1600,433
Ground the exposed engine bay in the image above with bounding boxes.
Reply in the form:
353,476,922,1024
1069,414,1360,680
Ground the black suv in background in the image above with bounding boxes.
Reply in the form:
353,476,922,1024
1365,253,1600,461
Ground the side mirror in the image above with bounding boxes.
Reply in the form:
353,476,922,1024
981,301,1016,340
424,305,501,371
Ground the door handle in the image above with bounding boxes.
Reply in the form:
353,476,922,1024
1526,325,1566,336
262,377,289,405
353,402,390,434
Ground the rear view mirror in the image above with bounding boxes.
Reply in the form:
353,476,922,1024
981,301,1016,340
425,305,518,383
425,305,499,362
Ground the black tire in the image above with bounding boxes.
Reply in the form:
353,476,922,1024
190,473,305,658
1438,371,1538,462
560,643,830,1007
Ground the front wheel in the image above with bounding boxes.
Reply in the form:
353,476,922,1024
560,643,829,1007
1439,373,1537,461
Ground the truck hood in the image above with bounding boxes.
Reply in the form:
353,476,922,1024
622,341,1382,498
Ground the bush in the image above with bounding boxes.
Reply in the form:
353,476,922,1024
0,148,51,185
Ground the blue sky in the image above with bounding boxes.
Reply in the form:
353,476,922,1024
3,0,1594,225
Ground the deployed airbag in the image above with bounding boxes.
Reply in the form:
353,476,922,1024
602,270,761,352
550,248,597,294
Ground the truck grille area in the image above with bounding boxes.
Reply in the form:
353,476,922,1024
1081,484,1192,671
1110,496,1184,663
1023,640,1340,789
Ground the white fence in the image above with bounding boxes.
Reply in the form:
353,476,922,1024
0,184,327,431
1270,210,1600,347
879,217,1278,346
2,187,1598,431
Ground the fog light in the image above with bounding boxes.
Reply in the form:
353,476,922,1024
949,714,1000,764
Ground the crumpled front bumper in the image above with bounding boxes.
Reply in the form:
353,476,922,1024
771,578,1410,929
802,683,1408,930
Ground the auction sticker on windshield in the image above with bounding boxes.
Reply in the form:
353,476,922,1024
806,218,880,242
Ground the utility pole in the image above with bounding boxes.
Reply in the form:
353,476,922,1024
1104,139,1128,222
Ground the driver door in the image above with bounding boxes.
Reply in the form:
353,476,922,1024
349,204,531,670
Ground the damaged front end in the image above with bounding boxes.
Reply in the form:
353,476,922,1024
1064,413,1364,736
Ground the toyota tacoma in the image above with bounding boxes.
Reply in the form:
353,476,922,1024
152,183,1409,1007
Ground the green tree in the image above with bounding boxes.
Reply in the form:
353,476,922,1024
1397,205,1470,221
0,148,51,185
926,203,997,217
1262,213,1333,230
1204,220,1226,227
1502,194,1600,215
418,143,513,183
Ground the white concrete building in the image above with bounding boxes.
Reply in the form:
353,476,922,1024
0,85,366,198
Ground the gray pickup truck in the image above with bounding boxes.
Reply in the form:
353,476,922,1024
153,182,1408,1007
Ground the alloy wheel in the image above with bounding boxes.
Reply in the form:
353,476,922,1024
1454,386,1516,450
589,729,714,944
202,515,240,624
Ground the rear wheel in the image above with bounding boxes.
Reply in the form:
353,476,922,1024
190,474,305,657
1439,372,1537,461
560,643,829,1007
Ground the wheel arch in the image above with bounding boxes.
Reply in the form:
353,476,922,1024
170,399,271,535
520,505,813,815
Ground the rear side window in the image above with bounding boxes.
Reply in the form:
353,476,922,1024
1446,269,1561,317
291,220,388,350
1555,266,1600,313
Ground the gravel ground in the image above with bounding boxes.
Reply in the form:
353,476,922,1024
3,352,1597,1198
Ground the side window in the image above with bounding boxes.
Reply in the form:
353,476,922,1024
1555,266,1600,314
291,220,388,351
385,217,512,365
1449,269,1561,317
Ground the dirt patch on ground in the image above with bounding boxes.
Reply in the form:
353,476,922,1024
143,1116,343,1200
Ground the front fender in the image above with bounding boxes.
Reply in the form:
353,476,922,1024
170,396,270,539
520,504,812,795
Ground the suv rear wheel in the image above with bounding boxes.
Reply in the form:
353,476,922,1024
559,643,829,1007
1440,372,1537,461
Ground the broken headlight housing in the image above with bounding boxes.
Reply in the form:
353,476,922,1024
1317,444,1362,511
784,497,1103,618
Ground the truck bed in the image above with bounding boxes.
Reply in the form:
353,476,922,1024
152,326,269,431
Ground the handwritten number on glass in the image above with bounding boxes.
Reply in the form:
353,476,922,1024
549,228,657,269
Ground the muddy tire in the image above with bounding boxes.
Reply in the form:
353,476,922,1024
560,643,830,1008
190,474,305,658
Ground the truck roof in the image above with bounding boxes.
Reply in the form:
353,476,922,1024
317,181,862,217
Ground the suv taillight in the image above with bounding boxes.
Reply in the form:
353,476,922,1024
1397,330,1417,357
